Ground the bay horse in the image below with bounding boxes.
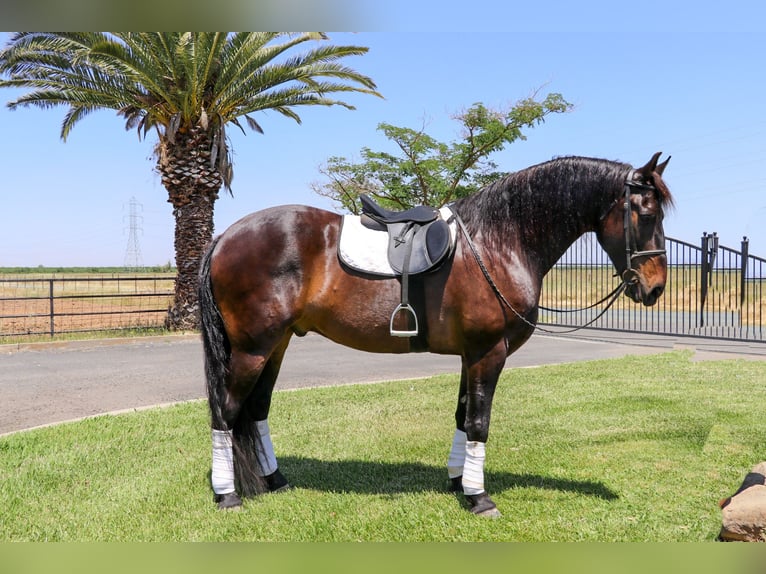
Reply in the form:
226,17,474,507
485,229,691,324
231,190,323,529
199,152,673,516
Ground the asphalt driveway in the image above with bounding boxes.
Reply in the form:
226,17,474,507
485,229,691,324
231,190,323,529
2,330,763,435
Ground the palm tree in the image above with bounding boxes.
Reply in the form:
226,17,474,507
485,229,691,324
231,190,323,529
0,32,381,329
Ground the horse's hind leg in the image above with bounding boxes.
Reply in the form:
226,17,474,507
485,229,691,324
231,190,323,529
210,334,292,509
234,335,292,496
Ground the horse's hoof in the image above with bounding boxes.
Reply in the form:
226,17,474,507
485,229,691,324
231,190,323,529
474,505,502,518
448,476,463,492
265,469,291,493
466,492,501,518
214,492,243,510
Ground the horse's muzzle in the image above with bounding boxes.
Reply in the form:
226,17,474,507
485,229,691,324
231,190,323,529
624,276,665,306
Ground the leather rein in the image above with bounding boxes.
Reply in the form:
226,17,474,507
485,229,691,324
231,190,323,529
452,172,666,334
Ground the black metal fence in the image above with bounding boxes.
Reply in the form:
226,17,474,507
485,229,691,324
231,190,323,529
539,233,765,342
2,235,765,343
0,274,175,339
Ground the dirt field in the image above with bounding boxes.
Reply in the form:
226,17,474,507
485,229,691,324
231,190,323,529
0,298,170,336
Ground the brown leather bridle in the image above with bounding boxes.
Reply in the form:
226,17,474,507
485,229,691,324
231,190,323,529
620,174,667,286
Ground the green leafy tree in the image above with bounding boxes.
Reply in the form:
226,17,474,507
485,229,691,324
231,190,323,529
0,32,381,329
312,93,572,213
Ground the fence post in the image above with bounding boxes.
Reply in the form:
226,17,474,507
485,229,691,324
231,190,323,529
699,232,720,329
700,233,709,328
741,236,749,307
710,233,719,272
48,279,54,337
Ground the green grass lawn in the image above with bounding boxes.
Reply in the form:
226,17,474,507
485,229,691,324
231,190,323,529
1,350,764,542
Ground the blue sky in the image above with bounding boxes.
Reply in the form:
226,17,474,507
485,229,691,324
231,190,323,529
1,23,764,266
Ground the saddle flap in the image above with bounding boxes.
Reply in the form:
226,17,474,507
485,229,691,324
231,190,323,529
387,219,452,275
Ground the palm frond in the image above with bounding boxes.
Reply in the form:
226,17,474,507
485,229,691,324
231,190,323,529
1,31,381,179
244,114,264,134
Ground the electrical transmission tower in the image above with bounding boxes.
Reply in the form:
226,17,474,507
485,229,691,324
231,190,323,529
123,196,145,270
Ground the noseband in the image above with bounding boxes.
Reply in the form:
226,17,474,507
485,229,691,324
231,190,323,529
620,174,666,286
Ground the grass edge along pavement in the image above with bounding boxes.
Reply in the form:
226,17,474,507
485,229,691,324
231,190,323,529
1,350,765,542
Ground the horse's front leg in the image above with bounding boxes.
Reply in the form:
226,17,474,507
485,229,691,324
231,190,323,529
448,342,506,517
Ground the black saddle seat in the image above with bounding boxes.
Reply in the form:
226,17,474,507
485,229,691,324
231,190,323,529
360,194,439,224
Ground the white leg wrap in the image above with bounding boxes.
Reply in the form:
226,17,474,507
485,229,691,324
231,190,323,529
211,429,235,495
462,440,486,495
447,429,467,479
255,419,278,477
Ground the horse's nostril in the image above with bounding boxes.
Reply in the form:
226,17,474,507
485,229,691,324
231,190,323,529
645,285,665,305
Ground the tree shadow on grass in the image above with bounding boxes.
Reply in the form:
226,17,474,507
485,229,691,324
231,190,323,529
275,456,618,501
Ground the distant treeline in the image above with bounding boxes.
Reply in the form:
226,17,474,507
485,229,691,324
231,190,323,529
0,266,176,274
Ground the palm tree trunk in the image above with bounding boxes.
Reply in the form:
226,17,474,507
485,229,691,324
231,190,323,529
166,188,217,330
160,128,222,330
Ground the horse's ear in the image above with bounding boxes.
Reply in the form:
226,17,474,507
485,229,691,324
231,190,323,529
655,155,671,176
636,151,663,181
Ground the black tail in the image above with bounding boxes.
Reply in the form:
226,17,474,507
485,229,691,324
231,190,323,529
199,235,229,431
199,236,266,496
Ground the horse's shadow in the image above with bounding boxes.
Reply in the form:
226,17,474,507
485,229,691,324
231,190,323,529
272,456,618,501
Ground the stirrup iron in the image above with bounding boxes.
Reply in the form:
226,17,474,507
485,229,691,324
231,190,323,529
390,303,418,337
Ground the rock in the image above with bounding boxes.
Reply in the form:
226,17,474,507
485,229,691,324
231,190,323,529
719,462,766,542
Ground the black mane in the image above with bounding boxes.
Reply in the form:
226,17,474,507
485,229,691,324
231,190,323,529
453,156,634,257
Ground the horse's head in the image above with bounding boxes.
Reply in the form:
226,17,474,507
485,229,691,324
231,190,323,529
597,152,673,306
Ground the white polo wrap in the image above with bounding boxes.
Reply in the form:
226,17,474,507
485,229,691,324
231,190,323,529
447,428,467,479
211,428,235,495
462,440,486,495
255,419,278,476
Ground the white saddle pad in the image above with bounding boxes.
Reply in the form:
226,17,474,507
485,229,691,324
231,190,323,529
338,206,456,276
